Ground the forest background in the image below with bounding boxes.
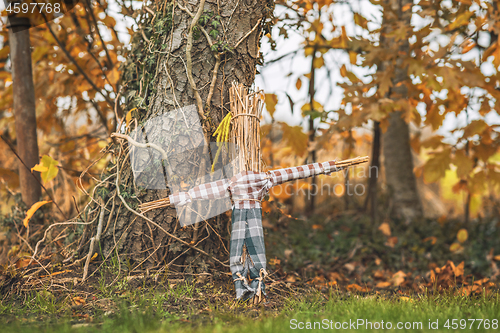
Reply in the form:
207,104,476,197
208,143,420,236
1,0,500,298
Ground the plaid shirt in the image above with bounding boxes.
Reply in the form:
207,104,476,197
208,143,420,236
169,160,338,209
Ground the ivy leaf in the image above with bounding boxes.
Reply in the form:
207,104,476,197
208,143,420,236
209,29,219,39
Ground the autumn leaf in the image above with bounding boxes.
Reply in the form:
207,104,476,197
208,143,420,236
126,107,137,127
450,243,464,252
385,236,398,248
423,148,451,183
454,261,464,277
392,271,406,286
32,155,59,183
375,281,391,288
353,13,368,29
264,93,278,118
456,229,468,243
72,296,86,306
378,222,391,236
23,201,52,227
295,77,302,90
313,56,324,69
423,236,437,245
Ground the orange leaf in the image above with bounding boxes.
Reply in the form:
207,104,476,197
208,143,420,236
72,296,86,306
423,236,437,245
392,271,406,286
295,77,302,90
347,283,363,291
23,201,51,227
378,222,391,236
493,255,500,261
375,281,391,288
454,261,464,277
385,236,398,248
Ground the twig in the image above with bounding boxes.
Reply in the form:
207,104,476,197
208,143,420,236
111,133,169,160
114,168,229,267
234,18,262,49
185,0,206,120
40,13,115,108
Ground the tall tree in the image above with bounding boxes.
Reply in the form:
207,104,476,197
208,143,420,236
80,0,272,273
7,16,42,208
379,0,423,222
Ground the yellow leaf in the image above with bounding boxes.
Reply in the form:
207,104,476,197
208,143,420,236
456,229,468,243
454,150,474,179
23,201,52,227
296,77,302,90
313,56,324,69
35,155,59,183
31,164,48,173
423,148,451,183
493,255,500,261
90,253,98,261
264,94,278,118
349,51,357,65
378,222,391,236
450,243,463,252
126,108,136,127
353,13,368,29
301,100,324,113
340,64,347,77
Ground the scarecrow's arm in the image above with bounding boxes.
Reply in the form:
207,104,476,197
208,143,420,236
168,178,230,206
268,160,337,186
268,157,369,186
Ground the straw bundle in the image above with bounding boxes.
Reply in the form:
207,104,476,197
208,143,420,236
229,82,264,173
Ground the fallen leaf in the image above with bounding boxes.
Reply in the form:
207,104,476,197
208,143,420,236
450,243,464,252
375,281,391,288
457,229,468,243
378,222,391,236
385,236,398,248
23,201,52,227
72,296,86,306
493,255,500,261
423,236,437,245
454,261,464,277
392,271,406,286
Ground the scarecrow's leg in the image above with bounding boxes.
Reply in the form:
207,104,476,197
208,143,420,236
229,208,254,299
244,208,267,302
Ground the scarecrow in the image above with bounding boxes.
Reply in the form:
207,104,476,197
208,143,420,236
127,83,368,304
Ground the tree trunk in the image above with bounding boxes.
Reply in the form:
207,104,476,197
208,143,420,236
82,0,270,275
380,0,423,223
7,17,42,208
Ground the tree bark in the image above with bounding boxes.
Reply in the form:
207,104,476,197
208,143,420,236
7,17,42,208
380,0,423,223
83,0,271,274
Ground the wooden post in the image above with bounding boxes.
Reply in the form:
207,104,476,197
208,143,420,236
7,16,42,207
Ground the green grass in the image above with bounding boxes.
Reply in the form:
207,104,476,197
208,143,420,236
1,287,499,332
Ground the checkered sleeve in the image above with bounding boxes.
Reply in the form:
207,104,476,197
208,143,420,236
269,160,338,186
168,178,230,207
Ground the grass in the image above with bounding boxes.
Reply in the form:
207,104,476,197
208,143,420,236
1,284,499,332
